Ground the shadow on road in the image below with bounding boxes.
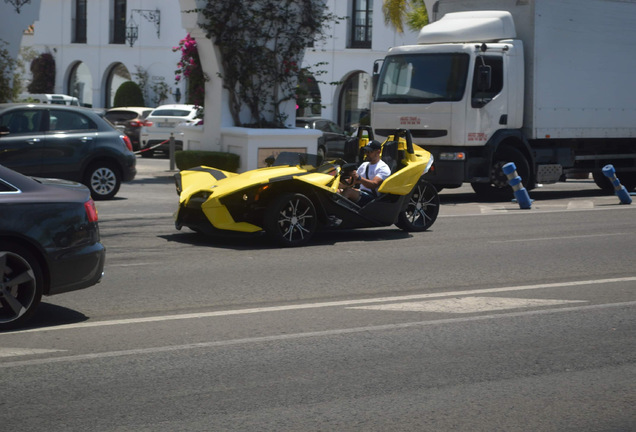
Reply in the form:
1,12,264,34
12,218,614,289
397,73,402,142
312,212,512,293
160,227,419,250
3,303,90,333
439,180,608,205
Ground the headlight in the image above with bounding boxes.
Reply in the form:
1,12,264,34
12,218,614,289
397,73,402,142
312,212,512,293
439,152,466,161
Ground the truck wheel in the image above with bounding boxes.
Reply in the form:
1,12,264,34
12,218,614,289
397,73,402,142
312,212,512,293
264,193,317,247
471,146,530,201
594,171,636,193
592,171,614,194
0,243,43,330
85,162,121,200
396,179,439,232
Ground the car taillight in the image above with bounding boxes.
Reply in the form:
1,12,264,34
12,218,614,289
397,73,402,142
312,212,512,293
129,120,141,127
120,134,133,152
85,199,98,222
143,120,153,127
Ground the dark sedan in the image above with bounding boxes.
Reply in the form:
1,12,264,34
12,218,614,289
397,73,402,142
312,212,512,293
0,165,105,330
296,117,352,160
0,103,137,200
104,106,153,151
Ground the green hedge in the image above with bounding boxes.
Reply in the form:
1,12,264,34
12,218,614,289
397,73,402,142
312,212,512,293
175,150,240,172
114,81,145,107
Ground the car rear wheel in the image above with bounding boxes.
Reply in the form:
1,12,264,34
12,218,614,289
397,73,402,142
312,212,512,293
85,162,121,200
396,179,439,232
265,193,317,247
0,243,43,330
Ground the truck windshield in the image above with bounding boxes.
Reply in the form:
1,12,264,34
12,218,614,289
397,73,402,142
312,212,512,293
375,53,470,103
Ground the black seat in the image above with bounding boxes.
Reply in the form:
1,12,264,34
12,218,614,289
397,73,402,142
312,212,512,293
381,141,399,174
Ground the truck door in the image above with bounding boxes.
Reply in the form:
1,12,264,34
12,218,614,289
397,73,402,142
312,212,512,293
464,53,507,145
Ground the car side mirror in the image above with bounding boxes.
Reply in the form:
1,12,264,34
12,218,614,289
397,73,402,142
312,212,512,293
0,126,9,136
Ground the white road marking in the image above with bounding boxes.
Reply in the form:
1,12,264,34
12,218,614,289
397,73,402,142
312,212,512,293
1,301,635,369
479,205,508,214
3,276,636,335
0,348,66,358
349,297,586,313
488,232,631,244
567,200,594,209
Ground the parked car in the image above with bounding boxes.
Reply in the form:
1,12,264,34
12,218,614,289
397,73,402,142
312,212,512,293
296,117,352,161
175,129,439,247
0,103,136,200
0,164,105,330
139,104,199,158
105,106,153,151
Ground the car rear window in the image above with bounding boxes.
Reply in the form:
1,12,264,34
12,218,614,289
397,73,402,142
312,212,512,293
105,111,138,122
151,109,192,117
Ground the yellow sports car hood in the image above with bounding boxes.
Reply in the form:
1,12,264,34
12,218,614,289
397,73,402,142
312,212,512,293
178,164,332,206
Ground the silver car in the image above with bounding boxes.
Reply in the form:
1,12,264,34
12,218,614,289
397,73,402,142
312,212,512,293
139,104,199,158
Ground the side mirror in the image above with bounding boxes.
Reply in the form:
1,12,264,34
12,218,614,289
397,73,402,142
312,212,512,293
0,126,9,136
477,64,492,91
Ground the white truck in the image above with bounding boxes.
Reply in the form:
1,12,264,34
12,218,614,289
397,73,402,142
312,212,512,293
371,0,636,198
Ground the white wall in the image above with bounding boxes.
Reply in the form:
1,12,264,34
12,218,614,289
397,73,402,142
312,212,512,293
21,0,187,108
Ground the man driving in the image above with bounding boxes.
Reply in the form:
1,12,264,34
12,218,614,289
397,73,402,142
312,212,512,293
341,140,391,206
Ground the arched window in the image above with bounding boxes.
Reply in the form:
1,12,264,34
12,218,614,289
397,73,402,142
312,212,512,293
105,63,131,108
296,70,322,117
68,62,92,107
338,71,372,133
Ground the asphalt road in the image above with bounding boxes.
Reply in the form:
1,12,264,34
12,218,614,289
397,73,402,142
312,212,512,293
1,157,635,431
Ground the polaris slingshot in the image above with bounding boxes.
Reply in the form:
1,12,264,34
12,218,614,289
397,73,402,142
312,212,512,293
174,129,440,247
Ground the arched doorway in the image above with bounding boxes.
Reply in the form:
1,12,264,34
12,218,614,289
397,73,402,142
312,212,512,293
337,71,372,133
105,63,131,108
67,61,92,107
296,70,321,118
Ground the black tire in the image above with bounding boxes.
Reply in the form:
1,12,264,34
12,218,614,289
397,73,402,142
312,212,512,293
140,149,154,158
595,171,636,193
620,173,636,191
592,171,614,194
85,162,121,200
317,146,326,164
471,146,531,201
0,242,43,331
264,193,317,247
396,179,439,232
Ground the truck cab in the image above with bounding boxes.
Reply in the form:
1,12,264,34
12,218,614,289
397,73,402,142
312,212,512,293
372,11,528,196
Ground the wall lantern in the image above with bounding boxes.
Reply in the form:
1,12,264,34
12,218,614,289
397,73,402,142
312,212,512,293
125,8,161,47
125,15,139,47
4,0,31,13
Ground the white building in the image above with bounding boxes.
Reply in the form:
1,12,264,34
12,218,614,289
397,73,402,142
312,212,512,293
11,0,417,131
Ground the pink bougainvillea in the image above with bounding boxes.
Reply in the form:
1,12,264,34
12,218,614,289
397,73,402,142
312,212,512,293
173,34,207,108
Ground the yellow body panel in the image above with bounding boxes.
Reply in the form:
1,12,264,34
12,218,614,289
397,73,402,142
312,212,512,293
378,146,432,195
178,164,340,233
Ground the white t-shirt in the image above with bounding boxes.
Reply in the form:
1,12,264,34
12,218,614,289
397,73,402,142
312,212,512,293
357,160,391,194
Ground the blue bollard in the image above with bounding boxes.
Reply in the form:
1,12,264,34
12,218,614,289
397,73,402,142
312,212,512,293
502,162,532,209
602,164,632,204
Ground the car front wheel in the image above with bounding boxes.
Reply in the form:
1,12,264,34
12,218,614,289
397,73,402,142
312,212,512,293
396,179,439,232
0,243,43,330
85,162,121,200
265,193,317,247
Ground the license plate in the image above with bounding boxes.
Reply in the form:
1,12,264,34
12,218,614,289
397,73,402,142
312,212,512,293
158,122,174,128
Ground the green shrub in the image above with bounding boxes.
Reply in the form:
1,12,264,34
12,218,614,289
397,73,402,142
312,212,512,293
175,150,240,172
113,81,145,107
